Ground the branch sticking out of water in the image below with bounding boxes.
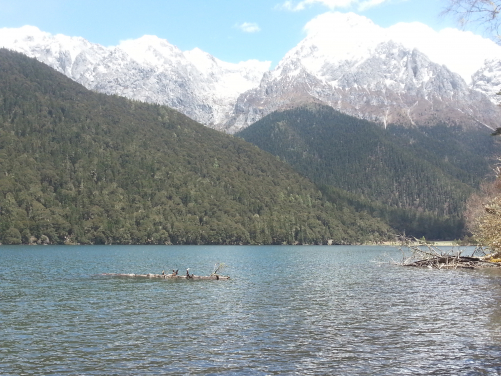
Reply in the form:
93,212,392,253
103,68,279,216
211,262,227,276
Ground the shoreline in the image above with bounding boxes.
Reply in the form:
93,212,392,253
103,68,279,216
378,241,472,247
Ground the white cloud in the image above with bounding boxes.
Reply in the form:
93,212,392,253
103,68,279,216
357,0,387,11
300,12,501,82
387,22,501,82
277,0,393,11
236,22,261,33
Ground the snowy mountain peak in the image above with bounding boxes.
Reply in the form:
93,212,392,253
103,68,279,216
0,26,269,127
184,47,217,72
118,35,183,67
0,25,104,77
0,20,499,132
225,38,499,133
300,12,385,64
294,12,501,85
471,59,501,103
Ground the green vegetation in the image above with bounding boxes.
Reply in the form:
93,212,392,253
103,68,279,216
465,157,501,257
0,49,393,245
319,185,465,240
237,103,494,239
474,191,501,258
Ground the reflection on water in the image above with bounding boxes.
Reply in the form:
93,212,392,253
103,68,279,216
1,245,500,375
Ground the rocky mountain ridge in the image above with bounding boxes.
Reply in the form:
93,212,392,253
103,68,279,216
0,26,269,128
225,13,501,132
225,40,499,133
471,59,501,103
1,15,500,133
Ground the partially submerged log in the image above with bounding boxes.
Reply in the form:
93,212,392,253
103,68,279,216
102,272,230,280
103,263,230,280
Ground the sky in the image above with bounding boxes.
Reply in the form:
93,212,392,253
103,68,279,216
0,0,499,76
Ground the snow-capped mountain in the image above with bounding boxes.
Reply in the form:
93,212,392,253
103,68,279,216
1,13,500,133
0,25,270,127
224,13,500,132
471,59,501,104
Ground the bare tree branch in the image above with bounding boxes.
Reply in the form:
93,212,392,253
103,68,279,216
441,0,501,42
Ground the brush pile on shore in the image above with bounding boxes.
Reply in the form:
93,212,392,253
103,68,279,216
391,238,501,269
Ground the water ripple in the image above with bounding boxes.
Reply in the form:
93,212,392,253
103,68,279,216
1,245,501,375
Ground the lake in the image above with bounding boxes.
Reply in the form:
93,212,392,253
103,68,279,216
1,245,501,375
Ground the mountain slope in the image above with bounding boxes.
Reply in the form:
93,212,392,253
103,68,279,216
237,104,495,238
0,49,394,245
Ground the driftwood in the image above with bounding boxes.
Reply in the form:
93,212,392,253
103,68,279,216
388,238,501,269
404,255,501,269
103,263,230,280
102,271,230,280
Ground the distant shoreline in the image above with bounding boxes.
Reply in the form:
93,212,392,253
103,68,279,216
0,241,473,247
379,241,471,247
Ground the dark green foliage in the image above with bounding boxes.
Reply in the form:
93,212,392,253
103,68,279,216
0,49,393,245
319,185,465,240
237,104,493,239
386,124,495,186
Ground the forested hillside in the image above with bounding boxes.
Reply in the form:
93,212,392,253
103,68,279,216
0,49,394,245
237,104,496,239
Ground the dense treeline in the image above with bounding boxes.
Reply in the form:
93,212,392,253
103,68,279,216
237,104,494,239
319,185,465,240
0,49,394,245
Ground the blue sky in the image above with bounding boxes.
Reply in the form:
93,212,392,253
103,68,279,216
0,0,482,66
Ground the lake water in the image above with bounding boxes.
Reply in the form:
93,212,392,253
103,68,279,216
1,245,501,375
